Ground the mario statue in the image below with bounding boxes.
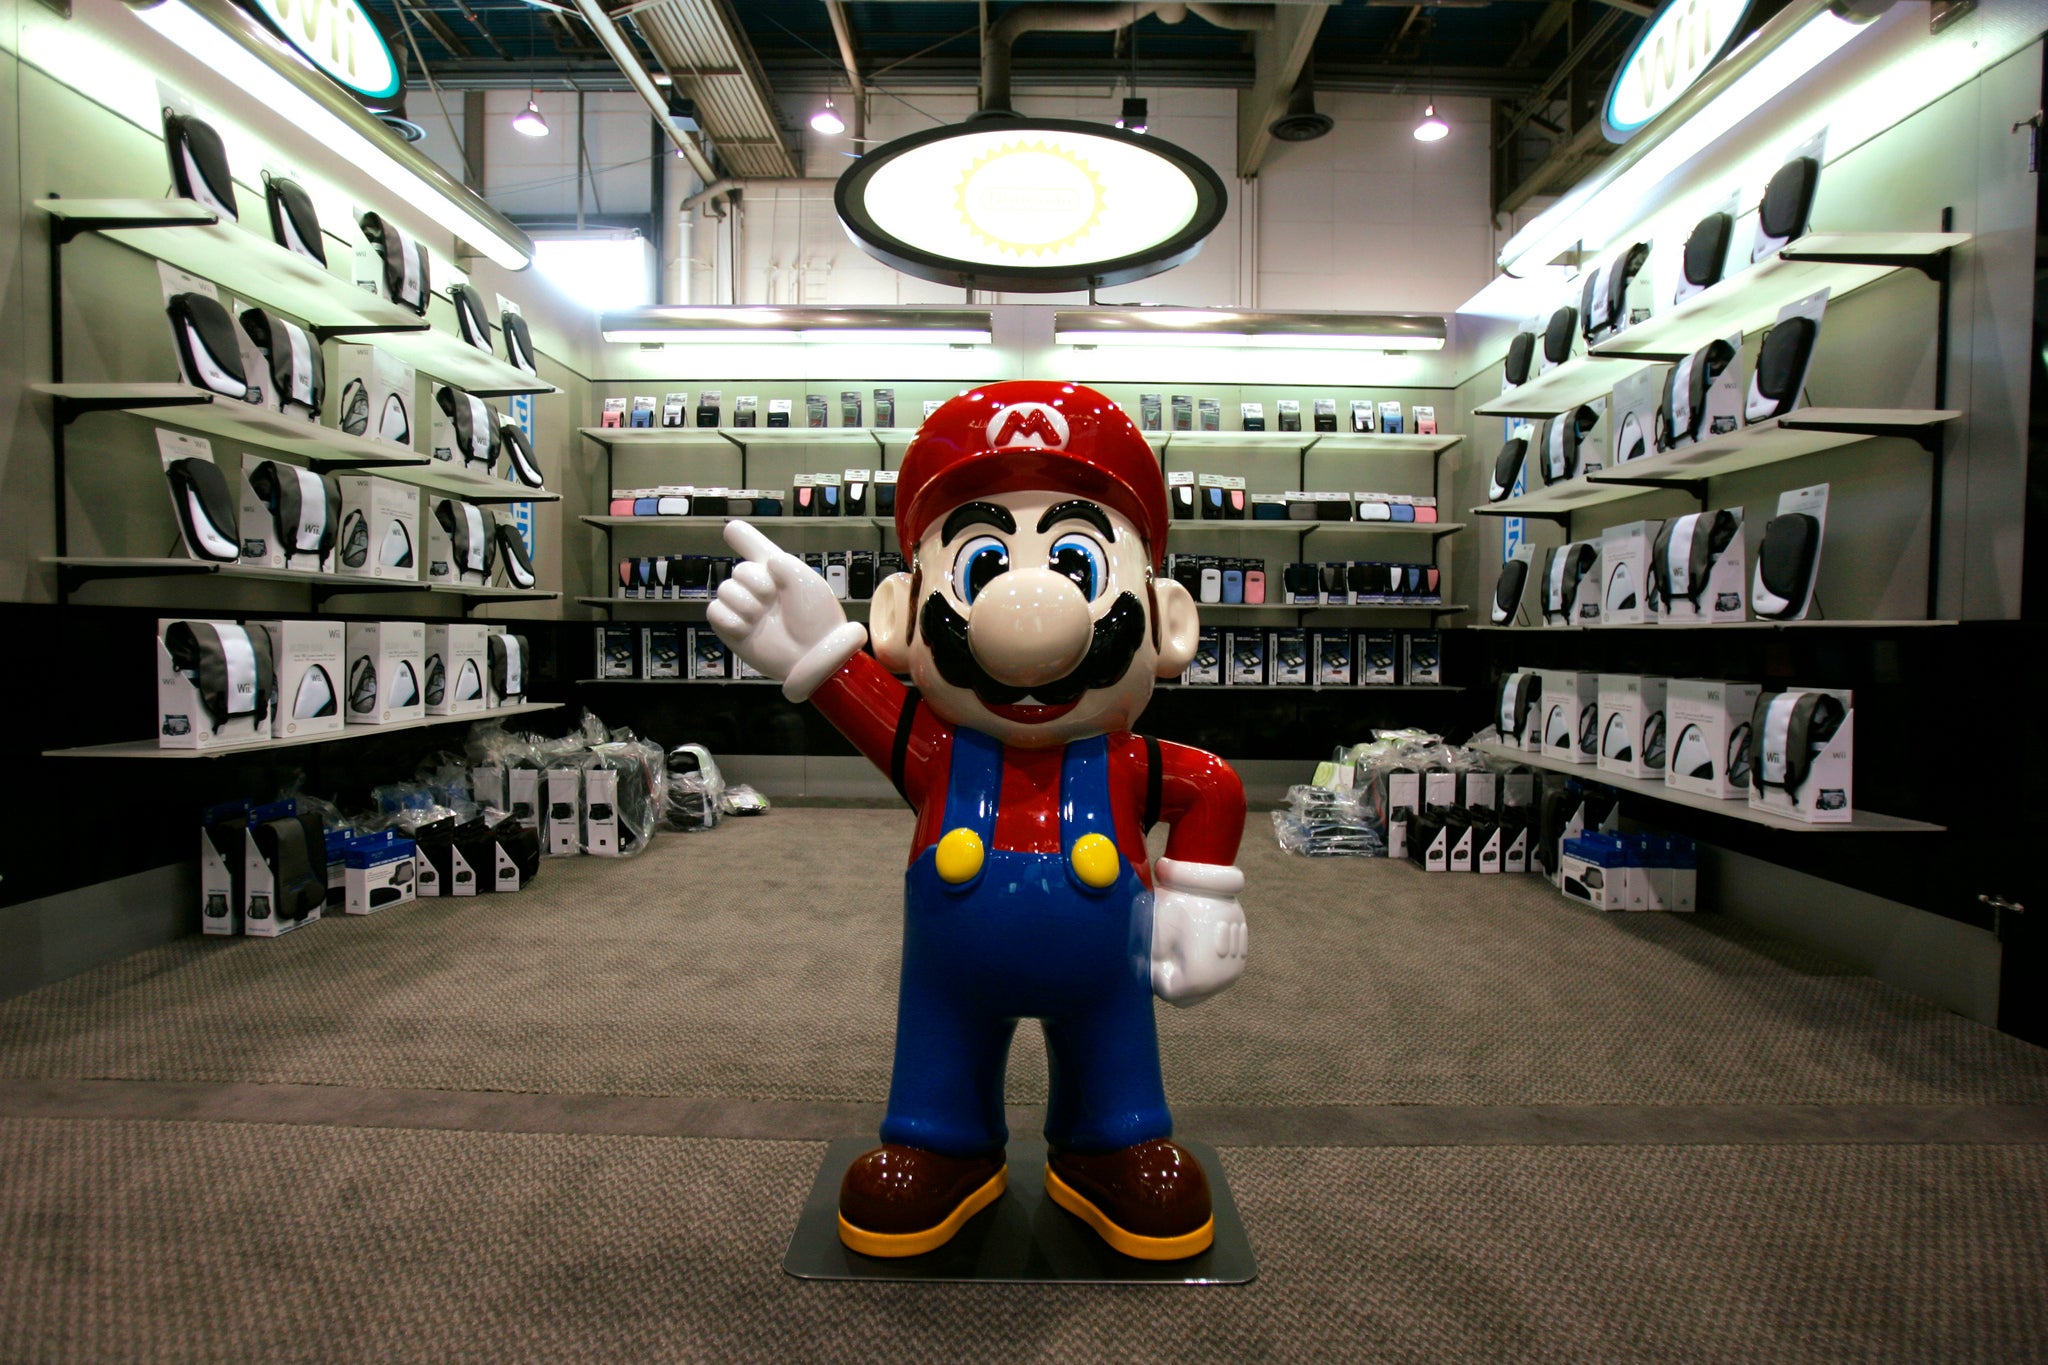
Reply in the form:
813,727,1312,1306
710,380,1247,1262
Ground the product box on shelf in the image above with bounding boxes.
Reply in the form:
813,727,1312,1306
1377,401,1404,434
601,397,626,428
1665,678,1763,798
661,391,686,427
596,624,638,679
1667,330,1745,448
157,619,271,751
1241,402,1266,431
1314,399,1337,432
1748,688,1854,823
1660,508,1748,623
806,395,829,428
200,800,248,936
630,396,657,428
1600,519,1664,625
1227,629,1268,686
1139,393,1162,431
1558,834,1626,911
1598,674,1668,781
1171,395,1193,431
235,452,333,572
767,397,792,428
1610,368,1659,467
544,769,582,856
1167,470,1197,520
334,474,418,581
1198,397,1221,431
157,432,237,565
345,620,425,725
1500,771,1535,872
1753,484,1830,622
258,618,345,739
697,390,721,427
1183,627,1222,685
1540,671,1599,765
1403,630,1441,685
424,623,488,716
1314,630,1354,687
691,629,733,680
642,625,683,679
241,800,324,938
874,388,895,427
1349,400,1373,433
1271,629,1309,686
1357,630,1398,685
1414,406,1437,436
1277,399,1300,432
425,497,491,584
1380,767,1419,861
343,831,417,915
333,344,416,447
506,767,540,824
734,395,758,427
873,470,898,517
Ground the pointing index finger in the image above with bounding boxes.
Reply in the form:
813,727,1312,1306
723,519,782,564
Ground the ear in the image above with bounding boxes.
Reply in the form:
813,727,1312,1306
870,572,916,673
1151,577,1200,677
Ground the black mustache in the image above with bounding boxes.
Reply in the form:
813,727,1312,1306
920,591,1146,707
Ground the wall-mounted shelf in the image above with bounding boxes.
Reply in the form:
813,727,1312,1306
1202,602,1468,615
1590,232,1973,362
1470,742,1943,834
46,556,558,609
1474,357,1648,419
1171,519,1465,541
44,702,564,760
36,382,560,504
577,427,738,448
582,515,887,530
1471,408,1959,523
581,596,877,614
1158,684,1464,694
1155,430,1463,456
37,198,555,397
1475,618,1957,632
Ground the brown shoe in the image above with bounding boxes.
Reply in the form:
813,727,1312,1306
837,1144,1007,1257
1045,1138,1215,1260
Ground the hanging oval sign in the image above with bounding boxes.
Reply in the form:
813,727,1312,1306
835,118,1228,293
238,0,405,108
1603,0,1754,143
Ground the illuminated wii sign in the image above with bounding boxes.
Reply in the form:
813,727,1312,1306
241,0,404,107
835,119,1228,293
1604,0,1754,143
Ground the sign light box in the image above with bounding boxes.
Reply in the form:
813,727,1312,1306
1605,0,1755,143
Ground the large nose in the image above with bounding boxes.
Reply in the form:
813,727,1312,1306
967,569,1093,688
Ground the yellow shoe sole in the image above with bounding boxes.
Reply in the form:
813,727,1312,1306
1043,1165,1215,1261
837,1165,1008,1258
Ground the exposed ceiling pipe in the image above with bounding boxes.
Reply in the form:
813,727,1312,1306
568,0,718,184
823,0,868,142
982,2,1176,115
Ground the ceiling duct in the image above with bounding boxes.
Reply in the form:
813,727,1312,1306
1267,60,1332,142
616,0,799,177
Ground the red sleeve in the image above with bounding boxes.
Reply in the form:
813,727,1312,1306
807,651,949,810
1156,740,1245,866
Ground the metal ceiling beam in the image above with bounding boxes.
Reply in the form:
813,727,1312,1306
569,0,720,182
1238,3,1329,178
822,0,867,141
628,0,800,177
1498,109,1611,213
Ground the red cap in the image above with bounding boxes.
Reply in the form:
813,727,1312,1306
895,382,1169,568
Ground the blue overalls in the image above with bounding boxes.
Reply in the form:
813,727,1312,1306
879,727,1172,1159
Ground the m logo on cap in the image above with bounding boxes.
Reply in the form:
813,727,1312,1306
989,402,1069,450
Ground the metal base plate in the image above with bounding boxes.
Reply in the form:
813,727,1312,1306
782,1137,1257,1284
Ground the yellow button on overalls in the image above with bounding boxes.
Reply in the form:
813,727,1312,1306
1068,832,1120,889
935,827,985,884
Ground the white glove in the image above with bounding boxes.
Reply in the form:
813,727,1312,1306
1148,857,1248,1007
707,520,869,703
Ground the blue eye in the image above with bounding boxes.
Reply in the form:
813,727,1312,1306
954,535,1009,603
1049,534,1105,600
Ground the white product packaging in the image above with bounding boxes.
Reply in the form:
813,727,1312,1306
332,344,417,447
1500,771,1535,873
545,768,582,856
1600,519,1663,626
1609,367,1660,467
233,453,334,572
199,811,243,936
157,431,242,565
258,619,346,739
1752,483,1829,622
241,802,321,939
507,768,540,825
1542,541,1601,627
1665,678,1764,799
1748,687,1855,823
1659,508,1748,623
343,836,417,915
334,474,420,581
1597,674,1668,781
1382,769,1419,862
424,623,489,716
585,769,622,855
156,618,271,751
1404,631,1442,686
426,497,493,584
1540,671,1600,766
344,620,426,726
1357,631,1398,685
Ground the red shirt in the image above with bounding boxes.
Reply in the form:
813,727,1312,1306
811,652,1245,886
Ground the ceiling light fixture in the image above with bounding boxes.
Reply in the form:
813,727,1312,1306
512,96,549,138
1414,103,1449,143
1117,97,1149,134
811,98,846,136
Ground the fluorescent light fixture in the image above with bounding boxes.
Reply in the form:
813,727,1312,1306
1414,103,1449,143
811,99,846,136
513,98,549,138
599,307,992,346
1053,309,1447,352
135,0,534,270
1498,2,1869,276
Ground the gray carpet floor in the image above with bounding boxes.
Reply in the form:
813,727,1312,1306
2,810,2046,1361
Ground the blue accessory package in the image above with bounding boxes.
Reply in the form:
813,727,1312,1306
821,484,841,515
1389,503,1416,523
1222,567,1243,604
633,497,659,516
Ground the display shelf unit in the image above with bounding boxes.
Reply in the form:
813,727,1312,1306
579,677,1464,693
44,702,564,760
1474,617,1958,632
582,515,888,531
584,512,1461,541
1473,357,1650,419
35,382,561,505
1150,430,1463,456
38,198,555,397
1471,408,1960,524
1589,233,1973,362
1470,742,1942,834
46,557,558,610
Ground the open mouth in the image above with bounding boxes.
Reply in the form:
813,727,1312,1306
984,699,1079,725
